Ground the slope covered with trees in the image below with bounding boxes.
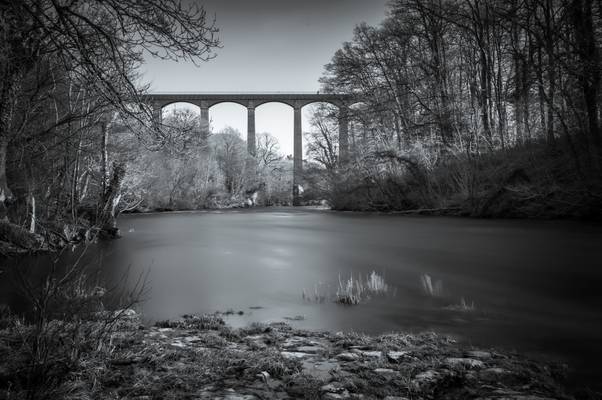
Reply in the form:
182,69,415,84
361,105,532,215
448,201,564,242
305,0,602,218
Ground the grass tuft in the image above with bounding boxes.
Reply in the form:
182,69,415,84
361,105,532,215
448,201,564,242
420,273,443,297
335,271,390,305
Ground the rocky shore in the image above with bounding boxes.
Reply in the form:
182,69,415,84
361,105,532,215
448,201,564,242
61,314,579,400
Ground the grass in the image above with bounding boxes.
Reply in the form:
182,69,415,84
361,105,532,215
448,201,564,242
335,271,390,305
420,273,443,297
444,297,476,312
301,271,392,305
302,281,328,303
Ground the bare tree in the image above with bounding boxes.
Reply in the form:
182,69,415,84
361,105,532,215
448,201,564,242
0,0,220,220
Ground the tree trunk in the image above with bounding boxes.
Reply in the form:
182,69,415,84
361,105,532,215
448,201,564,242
98,162,126,239
544,0,556,146
0,135,12,220
29,194,35,233
100,120,109,195
573,0,601,159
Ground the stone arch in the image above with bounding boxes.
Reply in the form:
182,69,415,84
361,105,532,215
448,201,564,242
160,101,201,118
207,99,249,109
253,99,295,109
206,101,248,151
254,101,295,158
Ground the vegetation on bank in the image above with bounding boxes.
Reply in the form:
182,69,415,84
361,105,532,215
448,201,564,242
304,139,602,219
301,0,602,218
1,311,591,400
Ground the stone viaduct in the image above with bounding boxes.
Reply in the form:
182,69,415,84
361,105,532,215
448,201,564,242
145,92,355,204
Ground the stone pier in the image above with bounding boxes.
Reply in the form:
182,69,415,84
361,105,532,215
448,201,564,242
145,92,354,205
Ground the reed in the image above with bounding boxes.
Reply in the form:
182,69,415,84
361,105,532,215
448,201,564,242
335,271,390,305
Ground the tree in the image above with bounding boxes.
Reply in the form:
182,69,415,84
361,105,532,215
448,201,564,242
304,104,340,171
212,127,246,195
0,0,220,220
256,133,282,172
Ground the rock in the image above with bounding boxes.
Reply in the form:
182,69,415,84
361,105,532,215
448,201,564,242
387,351,410,362
321,383,346,393
478,367,508,383
302,360,338,380
384,397,410,400
445,357,485,369
256,371,270,383
282,336,307,348
337,352,360,361
374,368,397,375
321,383,350,399
466,350,491,359
183,335,202,343
415,370,439,380
223,395,258,400
281,351,310,359
324,393,350,400
412,370,442,389
296,345,323,354
116,308,137,317
353,350,382,358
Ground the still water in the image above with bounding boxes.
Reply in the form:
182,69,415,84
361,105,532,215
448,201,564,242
4,208,602,387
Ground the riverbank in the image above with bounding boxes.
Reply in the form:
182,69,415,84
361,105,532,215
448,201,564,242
323,142,602,221
0,312,589,400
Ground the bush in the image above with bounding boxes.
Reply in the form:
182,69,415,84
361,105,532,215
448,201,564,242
0,249,145,399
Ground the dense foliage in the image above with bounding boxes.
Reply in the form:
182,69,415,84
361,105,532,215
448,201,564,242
303,0,602,217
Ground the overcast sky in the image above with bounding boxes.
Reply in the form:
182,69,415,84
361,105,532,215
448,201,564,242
141,0,388,155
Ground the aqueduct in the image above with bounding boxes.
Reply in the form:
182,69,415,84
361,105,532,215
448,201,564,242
145,92,354,204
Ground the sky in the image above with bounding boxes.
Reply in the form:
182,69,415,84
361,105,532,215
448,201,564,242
141,0,388,156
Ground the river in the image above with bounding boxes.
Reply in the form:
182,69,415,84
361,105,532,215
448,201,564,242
3,208,602,388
